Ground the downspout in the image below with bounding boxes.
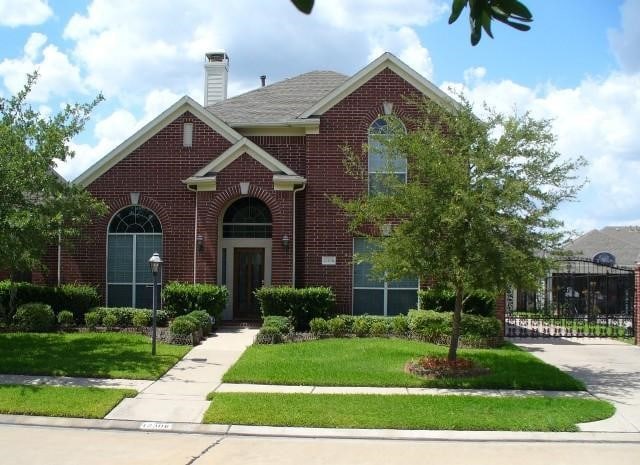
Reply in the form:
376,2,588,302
192,189,199,283
292,183,307,287
57,231,62,286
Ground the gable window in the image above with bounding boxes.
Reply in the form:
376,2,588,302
107,206,162,308
352,238,418,316
368,117,407,195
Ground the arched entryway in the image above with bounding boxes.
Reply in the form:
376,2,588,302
218,197,272,320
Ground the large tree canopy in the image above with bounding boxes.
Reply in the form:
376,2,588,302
0,73,107,274
335,96,585,360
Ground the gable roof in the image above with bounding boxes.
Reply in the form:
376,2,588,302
563,226,640,267
74,96,242,187
207,71,348,125
299,52,458,118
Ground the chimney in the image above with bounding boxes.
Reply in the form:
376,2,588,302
260,75,266,87
204,51,229,106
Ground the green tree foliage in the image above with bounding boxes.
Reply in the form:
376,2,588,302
290,0,532,46
0,73,107,274
335,96,585,360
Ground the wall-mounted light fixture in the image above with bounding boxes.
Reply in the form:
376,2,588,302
282,234,290,252
196,234,204,252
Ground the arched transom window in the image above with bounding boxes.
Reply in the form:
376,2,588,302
223,197,272,238
368,116,407,195
107,206,162,308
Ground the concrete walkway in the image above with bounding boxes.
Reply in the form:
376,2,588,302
513,337,640,433
105,327,257,423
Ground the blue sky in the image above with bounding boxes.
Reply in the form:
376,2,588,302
1,0,639,234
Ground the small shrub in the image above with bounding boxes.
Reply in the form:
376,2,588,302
55,284,100,322
57,310,75,329
353,315,372,337
256,325,285,344
327,316,348,337
418,288,496,317
391,314,409,336
85,311,101,329
262,315,292,334
170,315,199,336
132,311,151,328
309,317,329,336
255,286,335,331
13,303,55,332
189,310,213,336
370,319,390,337
461,314,502,338
163,282,228,322
408,309,451,340
102,311,118,330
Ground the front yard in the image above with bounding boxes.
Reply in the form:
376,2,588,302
222,338,585,390
0,332,190,380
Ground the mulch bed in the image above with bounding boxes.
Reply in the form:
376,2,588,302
406,356,491,379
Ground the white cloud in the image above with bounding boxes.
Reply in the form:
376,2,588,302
368,26,434,79
441,70,640,231
0,0,52,27
609,0,640,72
0,33,85,102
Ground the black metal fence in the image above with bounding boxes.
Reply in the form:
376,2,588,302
505,258,635,338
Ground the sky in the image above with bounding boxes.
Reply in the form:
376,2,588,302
0,0,639,235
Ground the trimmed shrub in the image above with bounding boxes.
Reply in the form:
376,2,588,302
391,314,409,336
370,318,390,337
102,311,118,330
408,309,451,340
87,307,169,328
162,282,227,323
418,288,496,317
256,325,285,344
262,315,293,334
57,310,75,329
55,284,100,322
85,311,101,329
353,315,372,337
461,313,502,338
188,310,213,336
132,311,151,328
255,286,335,331
309,317,330,336
169,315,199,336
13,303,56,332
327,316,348,337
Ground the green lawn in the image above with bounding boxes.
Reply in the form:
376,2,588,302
223,338,585,390
204,393,613,431
0,384,136,418
0,333,190,380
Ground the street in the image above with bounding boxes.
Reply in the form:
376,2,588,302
1,424,638,465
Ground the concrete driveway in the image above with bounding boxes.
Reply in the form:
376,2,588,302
514,337,640,432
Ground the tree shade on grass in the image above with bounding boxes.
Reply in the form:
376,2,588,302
0,385,136,418
222,338,585,391
0,333,190,380
204,393,613,432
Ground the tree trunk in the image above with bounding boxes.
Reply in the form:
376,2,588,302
447,285,464,361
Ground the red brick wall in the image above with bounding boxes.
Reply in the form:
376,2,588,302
303,68,423,312
635,266,640,345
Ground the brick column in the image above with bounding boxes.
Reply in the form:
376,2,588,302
495,293,506,337
635,265,640,346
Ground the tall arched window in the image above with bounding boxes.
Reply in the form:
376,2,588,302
368,117,407,195
222,197,272,238
107,206,162,308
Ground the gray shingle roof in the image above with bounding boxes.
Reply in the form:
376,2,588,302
206,71,348,124
563,226,640,267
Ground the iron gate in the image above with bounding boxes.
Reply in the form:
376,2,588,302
505,258,635,338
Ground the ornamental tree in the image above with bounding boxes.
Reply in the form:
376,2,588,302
335,95,585,360
0,73,107,275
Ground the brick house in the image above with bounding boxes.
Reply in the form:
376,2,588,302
52,52,458,321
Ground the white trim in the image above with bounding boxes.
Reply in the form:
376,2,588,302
74,96,242,187
300,52,458,118
183,176,217,191
273,174,306,191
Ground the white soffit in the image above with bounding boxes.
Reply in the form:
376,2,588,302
74,96,243,187
299,52,459,118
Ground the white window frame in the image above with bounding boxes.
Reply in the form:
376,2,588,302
368,117,407,195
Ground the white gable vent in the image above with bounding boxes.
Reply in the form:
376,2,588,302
183,123,193,147
204,51,229,106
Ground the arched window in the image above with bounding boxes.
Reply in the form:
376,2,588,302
368,117,407,195
223,197,272,238
107,206,162,308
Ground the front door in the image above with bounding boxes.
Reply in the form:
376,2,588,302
233,248,265,319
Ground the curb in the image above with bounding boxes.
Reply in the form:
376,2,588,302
1,414,639,444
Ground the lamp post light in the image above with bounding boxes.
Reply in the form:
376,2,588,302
148,252,163,356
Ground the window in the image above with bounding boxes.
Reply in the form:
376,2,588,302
353,238,418,316
368,117,407,195
107,206,162,308
223,197,272,238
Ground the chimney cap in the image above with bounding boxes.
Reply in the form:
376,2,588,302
205,51,228,63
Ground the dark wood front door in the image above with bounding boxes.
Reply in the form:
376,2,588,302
233,248,265,319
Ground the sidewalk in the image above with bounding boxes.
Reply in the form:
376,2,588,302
104,327,258,423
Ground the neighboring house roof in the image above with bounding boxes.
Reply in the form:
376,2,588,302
563,226,640,267
207,71,348,125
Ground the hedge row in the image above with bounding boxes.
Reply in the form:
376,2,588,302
418,288,495,317
84,307,169,329
0,281,99,323
255,286,335,331
162,282,227,323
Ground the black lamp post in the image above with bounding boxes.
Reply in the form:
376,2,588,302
148,252,163,355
